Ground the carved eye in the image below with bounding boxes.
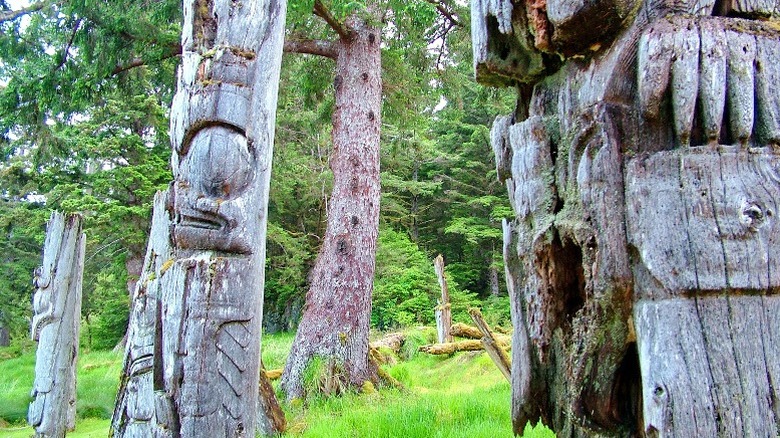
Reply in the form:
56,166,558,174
183,126,254,199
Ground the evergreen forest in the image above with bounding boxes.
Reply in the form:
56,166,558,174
0,0,533,436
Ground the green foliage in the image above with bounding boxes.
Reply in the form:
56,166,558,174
481,295,512,328
0,201,48,341
397,326,437,361
372,228,439,330
84,270,129,351
522,421,558,438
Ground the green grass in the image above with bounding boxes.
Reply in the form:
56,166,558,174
0,328,555,437
0,348,122,426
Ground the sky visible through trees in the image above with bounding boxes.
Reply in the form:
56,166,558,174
0,0,515,351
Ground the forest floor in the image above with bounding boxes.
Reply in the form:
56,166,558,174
0,327,554,437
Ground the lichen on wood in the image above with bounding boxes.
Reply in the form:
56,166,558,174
111,0,288,436
472,0,780,435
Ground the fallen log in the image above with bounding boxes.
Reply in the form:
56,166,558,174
258,363,286,434
265,369,283,380
469,308,511,382
370,332,405,353
451,322,511,346
450,322,483,339
419,340,484,355
369,347,405,390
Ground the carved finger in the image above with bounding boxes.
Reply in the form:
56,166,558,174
726,30,756,145
670,19,700,147
698,19,727,144
639,20,675,120
730,0,780,17
754,35,780,146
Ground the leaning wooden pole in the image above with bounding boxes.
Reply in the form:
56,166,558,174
434,254,452,343
111,0,287,436
29,212,85,438
469,308,511,382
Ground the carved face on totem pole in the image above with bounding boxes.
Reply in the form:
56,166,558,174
475,0,780,435
112,2,286,436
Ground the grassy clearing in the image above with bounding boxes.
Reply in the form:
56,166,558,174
0,348,123,426
0,328,555,437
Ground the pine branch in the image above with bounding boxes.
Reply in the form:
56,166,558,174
110,45,182,76
313,0,354,41
284,38,338,59
0,0,53,23
425,0,461,26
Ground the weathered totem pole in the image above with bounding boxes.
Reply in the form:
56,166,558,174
29,212,85,437
472,0,780,436
111,0,287,436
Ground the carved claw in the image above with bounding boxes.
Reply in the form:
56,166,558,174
638,17,780,147
726,29,755,145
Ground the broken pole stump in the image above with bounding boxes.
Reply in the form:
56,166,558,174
469,308,511,382
434,254,452,343
29,212,86,437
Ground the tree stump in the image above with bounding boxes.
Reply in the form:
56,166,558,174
473,0,780,436
29,212,85,438
111,0,288,436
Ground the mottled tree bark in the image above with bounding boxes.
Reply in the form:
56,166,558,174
29,212,85,438
0,324,9,347
474,0,780,436
281,10,382,400
111,0,287,436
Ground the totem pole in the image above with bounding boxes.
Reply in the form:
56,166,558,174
29,212,85,437
473,0,780,436
111,0,287,436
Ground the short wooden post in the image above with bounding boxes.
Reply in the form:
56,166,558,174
29,212,86,437
469,308,511,382
434,255,452,343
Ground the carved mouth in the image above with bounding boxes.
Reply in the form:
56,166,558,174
180,214,225,231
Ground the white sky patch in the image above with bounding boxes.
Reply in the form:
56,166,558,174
433,95,448,113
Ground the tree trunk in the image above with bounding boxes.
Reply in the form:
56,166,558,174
0,324,9,347
29,212,85,438
434,254,453,343
111,0,287,436
474,1,780,436
488,264,500,297
281,14,382,401
113,251,144,353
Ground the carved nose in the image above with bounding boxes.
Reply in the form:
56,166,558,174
185,126,253,199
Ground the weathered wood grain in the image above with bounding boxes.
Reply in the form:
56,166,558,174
434,255,453,344
29,212,85,438
112,0,287,435
469,308,511,381
636,297,780,437
626,148,780,295
475,0,780,435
